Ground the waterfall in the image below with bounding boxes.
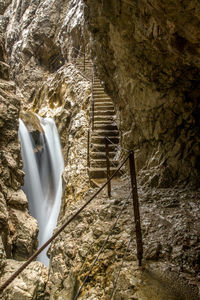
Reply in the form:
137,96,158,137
18,117,64,266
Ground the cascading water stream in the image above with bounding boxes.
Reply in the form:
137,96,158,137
18,116,64,266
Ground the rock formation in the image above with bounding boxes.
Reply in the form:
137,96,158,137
0,47,47,298
0,0,200,299
84,0,200,188
1,1,92,297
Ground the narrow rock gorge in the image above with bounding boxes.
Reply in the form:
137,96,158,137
0,0,199,299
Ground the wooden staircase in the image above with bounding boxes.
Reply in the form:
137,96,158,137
74,58,121,181
89,76,120,180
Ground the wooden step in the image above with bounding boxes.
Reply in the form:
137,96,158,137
90,151,116,159
93,84,103,88
94,123,118,131
89,167,120,179
93,87,104,91
93,95,113,103
93,110,115,116
94,120,115,125
91,136,119,144
94,105,114,111
93,82,102,86
92,130,119,137
91,159,118,168
93,90,105,93
91,143,117,152
94,102,113,106
93,94,111,98
94,115,114,122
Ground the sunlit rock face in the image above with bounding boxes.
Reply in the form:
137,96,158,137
3,0,89,99
84,0,200,187
0,77,38,259
0,57,46,298
30,62,91,207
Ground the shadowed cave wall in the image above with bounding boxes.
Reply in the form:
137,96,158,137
84,0,200,188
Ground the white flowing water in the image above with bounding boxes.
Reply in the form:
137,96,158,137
18,117,64,266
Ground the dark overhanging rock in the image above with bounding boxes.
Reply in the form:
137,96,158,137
83,0,200,187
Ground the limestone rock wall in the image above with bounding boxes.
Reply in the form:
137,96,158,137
0,78,38,261
1,0,91,216
84,0,200,187
1,0,92,214
31,62,91,213
3,0,89,99
0,260,48,299
0,63,48,297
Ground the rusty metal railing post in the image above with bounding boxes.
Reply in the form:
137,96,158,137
105,138,111,198
87,129,90,168
83,21,86,72
83,46,86,72
91,72,94,131
129,150,143,266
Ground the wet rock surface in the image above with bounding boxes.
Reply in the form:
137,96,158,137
3,0,89,99
84,0,200,187
46,178,200,299
0,260,48,299
0,21,47,297
30,62,92,215
0,79,39,259
0,79,47,297
140,185,200,284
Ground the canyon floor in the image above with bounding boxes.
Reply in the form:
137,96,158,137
45,175,200,299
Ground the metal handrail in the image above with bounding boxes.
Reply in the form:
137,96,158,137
0,153,130,294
